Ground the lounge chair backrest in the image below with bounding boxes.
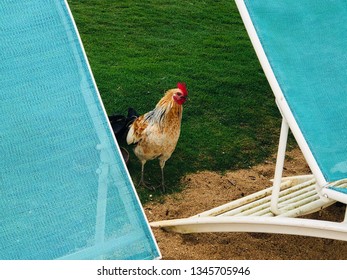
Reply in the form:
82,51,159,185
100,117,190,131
242,0,347,185
0,0,160,260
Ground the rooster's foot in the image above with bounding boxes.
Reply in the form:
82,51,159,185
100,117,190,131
153,183,167,193
138,180,155,191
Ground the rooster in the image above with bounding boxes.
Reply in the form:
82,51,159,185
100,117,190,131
126,83,188,192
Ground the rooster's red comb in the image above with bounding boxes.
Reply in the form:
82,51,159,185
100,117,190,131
177,82,188,96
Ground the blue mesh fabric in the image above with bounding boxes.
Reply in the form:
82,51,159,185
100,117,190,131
244,0,347,182
0,0,160,260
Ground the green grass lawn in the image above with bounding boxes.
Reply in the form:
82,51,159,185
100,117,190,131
68,0,286,201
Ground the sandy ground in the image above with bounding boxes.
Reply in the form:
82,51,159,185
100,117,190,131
144,149,347,260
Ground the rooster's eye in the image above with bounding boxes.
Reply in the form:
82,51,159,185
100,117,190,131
176,92,182,96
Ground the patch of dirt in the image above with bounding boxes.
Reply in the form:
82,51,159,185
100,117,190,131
144,148,347,259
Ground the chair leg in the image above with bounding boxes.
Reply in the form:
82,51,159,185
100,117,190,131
271,118,289,215
343,206,347,223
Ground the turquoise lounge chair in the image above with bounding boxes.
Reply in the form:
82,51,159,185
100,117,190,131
151,0,347,241
1,0,160,259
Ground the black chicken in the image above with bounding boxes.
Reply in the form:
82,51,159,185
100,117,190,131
108,107,139,142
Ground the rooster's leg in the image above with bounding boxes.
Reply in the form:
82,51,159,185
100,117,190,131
138,160,154,190
160,167,165,192
140,160,145,184
159,159,166,192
